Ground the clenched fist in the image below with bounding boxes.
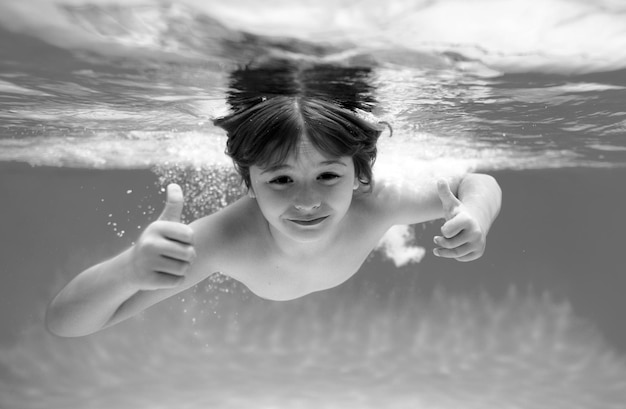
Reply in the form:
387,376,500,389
128,184,196,290
433,179,487,262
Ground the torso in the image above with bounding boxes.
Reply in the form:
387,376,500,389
190,190,392,301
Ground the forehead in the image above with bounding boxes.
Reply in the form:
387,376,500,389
282,137,349,165
254,137,351,174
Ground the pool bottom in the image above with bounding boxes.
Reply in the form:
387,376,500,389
2,277,625,409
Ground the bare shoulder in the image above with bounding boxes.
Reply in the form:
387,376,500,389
187,197,265,280
190,197,253,245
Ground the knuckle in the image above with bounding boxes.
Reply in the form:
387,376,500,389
188,248,197,262
148,220,167,232
183,225,195,238
143,238,161,253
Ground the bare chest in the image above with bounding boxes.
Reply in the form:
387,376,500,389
228,228,382,301
209,195,392,301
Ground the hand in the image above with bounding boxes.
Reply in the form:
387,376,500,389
128,184,196,290
433,180,486,262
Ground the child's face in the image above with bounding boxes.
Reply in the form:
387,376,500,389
249,137,357,243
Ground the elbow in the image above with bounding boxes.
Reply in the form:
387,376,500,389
44,309,70,338
45,300,92,338
44,302,73,338
45,319,95,339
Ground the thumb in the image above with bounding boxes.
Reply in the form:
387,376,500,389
437,179,461,220
158,184,184,222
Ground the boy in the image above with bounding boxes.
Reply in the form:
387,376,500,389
46,70,501,338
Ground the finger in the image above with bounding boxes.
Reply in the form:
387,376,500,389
148,272,185,289
440,217,465,239
158,184,184,222
437,179,461,220
434,243,473,259
455,253,479,262
158,222,194,245
154,256,190,276
160,241,196,263
433,233,467,249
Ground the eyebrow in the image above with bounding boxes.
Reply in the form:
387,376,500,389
260,160,347,175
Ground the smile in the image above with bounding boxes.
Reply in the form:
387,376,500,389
288,216,328,226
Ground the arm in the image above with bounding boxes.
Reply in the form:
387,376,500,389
376,172,501,262
45,184,201,337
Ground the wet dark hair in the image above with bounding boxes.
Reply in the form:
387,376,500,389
213,61,385,191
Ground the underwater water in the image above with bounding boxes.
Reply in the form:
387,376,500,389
1,1,626,408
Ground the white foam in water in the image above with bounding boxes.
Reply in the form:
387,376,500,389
375,225,426,267
0,125,587,170
0,130,232,168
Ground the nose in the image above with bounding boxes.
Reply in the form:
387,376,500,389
293,185,321,211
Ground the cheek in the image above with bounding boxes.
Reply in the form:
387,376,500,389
256,189,288,215
332,182,355,208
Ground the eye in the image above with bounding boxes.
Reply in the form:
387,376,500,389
318,173,341,181
269,176,293,185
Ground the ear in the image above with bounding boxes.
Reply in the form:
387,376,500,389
248,187,256,199
353,178,359,190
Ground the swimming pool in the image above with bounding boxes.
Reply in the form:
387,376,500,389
1,1,626,408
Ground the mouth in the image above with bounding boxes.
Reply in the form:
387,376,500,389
288,216,328,226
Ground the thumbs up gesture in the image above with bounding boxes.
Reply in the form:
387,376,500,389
128,184,196,290
433,180,486,262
